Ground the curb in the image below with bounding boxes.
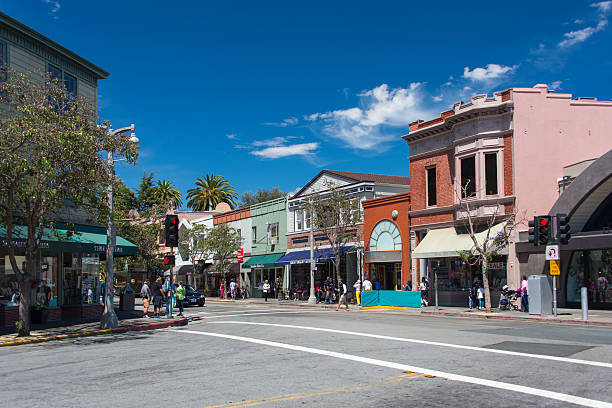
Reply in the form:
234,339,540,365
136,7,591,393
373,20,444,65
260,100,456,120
0,318,188,347
208,299,345,310
420,310,612,327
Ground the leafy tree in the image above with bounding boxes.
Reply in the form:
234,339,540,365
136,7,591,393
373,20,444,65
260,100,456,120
456,182,519,312
187,174,238,211
305,182,362,286
178,224,209,288
240,187,286,207
154,179,183,209
114,179,138,216
135,171,157,213
0,70,137,335
116,220,163,274
201,224,242,286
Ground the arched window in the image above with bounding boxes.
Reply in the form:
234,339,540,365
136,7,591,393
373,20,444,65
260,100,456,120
369,220,401,251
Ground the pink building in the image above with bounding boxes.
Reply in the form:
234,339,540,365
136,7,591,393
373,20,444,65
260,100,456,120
404,84,612,308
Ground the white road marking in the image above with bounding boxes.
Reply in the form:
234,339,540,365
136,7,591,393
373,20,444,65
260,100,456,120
210,321,612,369
186,309,279,316
170,329,612,408
196,310,326,319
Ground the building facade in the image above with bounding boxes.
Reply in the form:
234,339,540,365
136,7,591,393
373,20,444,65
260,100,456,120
281,170,410,295
0,13,138,326
404,84,612,307
242,197,287,297
363,193,411,290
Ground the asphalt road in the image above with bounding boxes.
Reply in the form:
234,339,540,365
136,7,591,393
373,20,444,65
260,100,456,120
1,302,611,408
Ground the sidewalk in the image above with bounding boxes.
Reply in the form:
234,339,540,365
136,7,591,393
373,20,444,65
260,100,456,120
209,298,612,326
0,309,187,347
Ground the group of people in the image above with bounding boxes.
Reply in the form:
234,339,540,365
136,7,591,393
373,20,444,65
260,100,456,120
140,276,187,318
219,279,244,300
261,277,282,301
466,275,530,312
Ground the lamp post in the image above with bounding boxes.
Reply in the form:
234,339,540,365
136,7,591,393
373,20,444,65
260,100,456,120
100,124,139,330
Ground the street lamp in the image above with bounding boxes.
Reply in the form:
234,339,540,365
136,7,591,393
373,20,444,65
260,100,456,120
100,124,138,330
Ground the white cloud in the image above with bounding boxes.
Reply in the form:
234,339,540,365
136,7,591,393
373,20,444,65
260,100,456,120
251,136,293,147
432,95,443,102
558,2,611,47
463,64,517,82
226,133,238,140
549,80,563,90
307,83,435,150
43,0,61,19
574,19,584,24
251,142,319,159
263,117,299,127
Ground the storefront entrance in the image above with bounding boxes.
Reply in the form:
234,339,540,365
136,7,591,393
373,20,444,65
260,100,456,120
566,249,611,309
368,263,401,290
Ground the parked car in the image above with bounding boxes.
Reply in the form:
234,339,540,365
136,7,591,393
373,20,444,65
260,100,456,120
183,285,205,307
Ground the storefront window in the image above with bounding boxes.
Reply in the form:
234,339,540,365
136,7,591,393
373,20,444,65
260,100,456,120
567,249,611,306
39,256,58,306
63,253,100,305
1,255,23,305
428,257,506,291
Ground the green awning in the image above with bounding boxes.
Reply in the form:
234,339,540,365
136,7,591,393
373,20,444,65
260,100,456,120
412,222,508,259
0,224,138,256
242,253,285,269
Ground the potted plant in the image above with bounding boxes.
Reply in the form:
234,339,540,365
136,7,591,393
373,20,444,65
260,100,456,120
30,303,48,325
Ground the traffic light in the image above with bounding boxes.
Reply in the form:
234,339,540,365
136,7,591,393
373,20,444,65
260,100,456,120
557,213,571,245
535,215,551,245
165,214,179,247
528,218,537,245
163,254,175,266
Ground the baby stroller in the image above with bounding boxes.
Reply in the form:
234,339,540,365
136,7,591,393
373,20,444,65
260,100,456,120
499,285,520,311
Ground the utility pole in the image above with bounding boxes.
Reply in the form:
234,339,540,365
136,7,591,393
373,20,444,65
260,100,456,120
308,207,316,305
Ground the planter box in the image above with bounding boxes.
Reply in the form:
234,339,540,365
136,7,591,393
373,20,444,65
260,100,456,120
1,305,19,328
30,308,49,325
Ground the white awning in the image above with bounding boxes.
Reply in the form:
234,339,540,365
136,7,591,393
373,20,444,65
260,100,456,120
412,222,508,259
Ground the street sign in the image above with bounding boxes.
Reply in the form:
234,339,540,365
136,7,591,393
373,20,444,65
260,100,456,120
546,245,560,260
237,248,243,263
550,260,560,275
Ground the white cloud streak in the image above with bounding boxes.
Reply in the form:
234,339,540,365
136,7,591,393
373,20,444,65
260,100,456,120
262,117,299,127
226,133,238,140
463,64,517,82
43,0,61,19
549,80,563,90
251,142,319,159
558,1,611,47
306,83,435,150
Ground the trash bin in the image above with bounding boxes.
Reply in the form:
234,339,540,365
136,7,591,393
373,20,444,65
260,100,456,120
119,287,135,311
528,275,552,315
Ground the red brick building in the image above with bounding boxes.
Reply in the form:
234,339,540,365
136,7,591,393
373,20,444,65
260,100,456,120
363,193,411,290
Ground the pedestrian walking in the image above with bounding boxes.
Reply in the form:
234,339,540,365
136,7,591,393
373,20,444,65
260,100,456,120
353,280,362,305
419,277,429,307
362,278,372,291
519,275,529,313
230,280,237,300
151,276,165,318
220,282,225,299
163,277,174,316
324,276,333,304
335,278,349,311
176,281,186,317
477,284,485,310
140,279,151,318
275,277,282,300
263,280,271,302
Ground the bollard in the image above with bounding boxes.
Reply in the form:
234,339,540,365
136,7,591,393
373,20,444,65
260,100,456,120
581,286,588,321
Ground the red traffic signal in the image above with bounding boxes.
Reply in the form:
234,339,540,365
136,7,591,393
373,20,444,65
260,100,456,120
165,215,179,247
538,218,548,226
163,255,175,266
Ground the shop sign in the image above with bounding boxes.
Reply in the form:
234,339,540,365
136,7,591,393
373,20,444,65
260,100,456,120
488,262,506,270
93,245,124,254
0,239,49,249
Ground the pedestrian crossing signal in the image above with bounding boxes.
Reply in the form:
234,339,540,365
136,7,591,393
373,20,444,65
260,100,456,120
163,255,175,266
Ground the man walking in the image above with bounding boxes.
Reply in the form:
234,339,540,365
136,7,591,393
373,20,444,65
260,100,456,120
151,276,165,318
335,278,349,311
275,277,282,300
163,276,174,317
229,279,237,300
140,279,151,318
362,277,372,292
324,276,333,305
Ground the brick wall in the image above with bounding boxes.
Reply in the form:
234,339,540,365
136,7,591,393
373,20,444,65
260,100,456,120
362,193,411,285
82,304,103,319
1,306,19,328
409,149,454,213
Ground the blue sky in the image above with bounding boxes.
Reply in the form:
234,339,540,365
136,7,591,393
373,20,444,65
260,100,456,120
4,1,612,206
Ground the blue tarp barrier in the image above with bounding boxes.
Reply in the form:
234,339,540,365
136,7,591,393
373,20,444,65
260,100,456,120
360,290,421,308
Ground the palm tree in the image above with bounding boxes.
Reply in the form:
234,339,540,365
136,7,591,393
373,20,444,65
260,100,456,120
186,174,238,211
154,180,183,209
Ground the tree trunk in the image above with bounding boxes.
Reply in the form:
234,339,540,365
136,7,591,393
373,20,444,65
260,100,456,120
17,278,33,336
482,258,491,312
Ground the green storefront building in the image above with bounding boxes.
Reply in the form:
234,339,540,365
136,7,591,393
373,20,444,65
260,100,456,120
241,197,287,297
